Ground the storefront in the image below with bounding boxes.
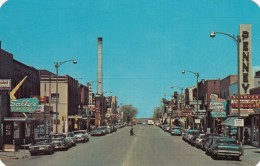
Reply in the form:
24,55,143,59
250,113,260,147
3,117,35,148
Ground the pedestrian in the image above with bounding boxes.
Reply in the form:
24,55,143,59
244,128,249,144
130,127,135,136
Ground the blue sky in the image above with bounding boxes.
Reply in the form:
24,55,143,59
1,0,260,118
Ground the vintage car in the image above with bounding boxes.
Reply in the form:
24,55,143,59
74,130,89,143
194,133,206,149
170,126,182,136
50,134,70,150
209,137,243,160
90,128,106,136
51,137,70,151
63,132,77,146
29,138,55,156
201,133,220,151
182,129,199,142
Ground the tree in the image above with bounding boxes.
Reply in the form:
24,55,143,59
153,107,163,122
119,104,138,123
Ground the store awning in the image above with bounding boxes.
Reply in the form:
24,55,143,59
221,117,237,126
4,117,35,122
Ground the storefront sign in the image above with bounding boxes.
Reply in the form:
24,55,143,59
210,94,227,117
10,98,39,113
195,119,201,124
234,119,244,127
0,79,11,90
231,94,260,116
189,100,202,105
239,24,254,94
231,108,255,116
211,112,226,118
36,105,44,113
193,110,206,118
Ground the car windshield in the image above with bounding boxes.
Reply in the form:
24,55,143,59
34,139,51,144
216,138,238,145
51,135,65,139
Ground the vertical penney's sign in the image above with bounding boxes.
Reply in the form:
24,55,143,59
239,24,254,94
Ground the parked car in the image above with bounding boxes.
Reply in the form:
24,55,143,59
194,133,206,149
51,137,70,151
63,132,77,146
109,125,117,132
29,138,55,156
90,128,106,136
190,132,205,146
74,130,89,143
204,135,224,154
100,126,110,134
209,137,243,160
201,133,220,151
170,126,182,136
182,129,199,142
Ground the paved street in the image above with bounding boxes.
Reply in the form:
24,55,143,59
1,125,259,166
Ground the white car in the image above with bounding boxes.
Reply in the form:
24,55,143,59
74,130,89,143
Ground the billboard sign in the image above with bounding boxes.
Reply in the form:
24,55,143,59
10,98,39,113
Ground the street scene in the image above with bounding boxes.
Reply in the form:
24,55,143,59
1,0,260,166
1,124,259,166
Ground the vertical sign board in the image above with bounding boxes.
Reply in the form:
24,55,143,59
239,24,254,95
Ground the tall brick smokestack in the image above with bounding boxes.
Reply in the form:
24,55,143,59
97,37,103,95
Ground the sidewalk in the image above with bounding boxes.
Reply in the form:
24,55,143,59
0,149,30,160
241,145,260,166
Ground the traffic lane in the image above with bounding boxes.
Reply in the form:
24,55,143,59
2,127,133,166
123,125,245,166
2,125,248,166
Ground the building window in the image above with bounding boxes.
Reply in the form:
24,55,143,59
51,93,59,103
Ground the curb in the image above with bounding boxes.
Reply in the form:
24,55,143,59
0,155,19,160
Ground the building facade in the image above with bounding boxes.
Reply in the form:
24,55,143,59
39,70,79,133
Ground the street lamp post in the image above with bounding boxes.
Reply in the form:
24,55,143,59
210,31,241,144
54,59,77,134
182,70,199,130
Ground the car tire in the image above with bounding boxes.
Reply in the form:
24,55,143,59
212,154,218,160
234,156,240,161
30,153,37,156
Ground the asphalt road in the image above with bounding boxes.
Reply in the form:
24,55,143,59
2,125,254,166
